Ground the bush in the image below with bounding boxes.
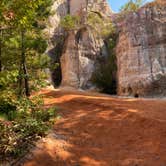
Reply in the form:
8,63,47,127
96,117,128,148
0,91,18,121
0,118,49,157
0,107,57,159
0,121,18,156
60,14,80,30
87,12,115,39
33,107,57,122
14,118,49,138
120,0,145,13
0,71,19,90
0,92,58,160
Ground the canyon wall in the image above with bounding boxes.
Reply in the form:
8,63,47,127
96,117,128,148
69,0,112,17
63,0,112,89
47,0,166,96
60,28,107,89
47,0,112,89
46,0,68,55
116,2,166,96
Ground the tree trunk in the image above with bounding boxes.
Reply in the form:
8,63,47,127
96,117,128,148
18,63,23,96
0,29,2,72
19,30,30,97
23,59,30,97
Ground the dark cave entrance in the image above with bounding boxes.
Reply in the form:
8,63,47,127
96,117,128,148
48,36,65,88
51,61,62,87
92,54,117,95
92,34,118,95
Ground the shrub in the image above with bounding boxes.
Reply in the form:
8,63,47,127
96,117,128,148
87,12,115,39
60,14,80,30
0,121,18,156
14,118,49,138
32,107,57,122
0,106,57,159
0,118,49,157
0,91,58,160
116,0,146,22
120,0,145,13
0,71,19,90
0,91,18,121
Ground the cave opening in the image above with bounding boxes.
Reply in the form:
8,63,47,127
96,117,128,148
49,36,65,88
95,34,118,95
134,93,139,98
51,62,62,88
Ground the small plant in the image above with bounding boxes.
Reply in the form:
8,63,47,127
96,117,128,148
0,91,18,121
120,0,145,13
0,70,19,91
32,107,57,122
0,121,18,156
0,118,49,158
60,14,80,30
87,12,115,39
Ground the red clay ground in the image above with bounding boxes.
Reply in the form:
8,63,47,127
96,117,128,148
23,89,166,166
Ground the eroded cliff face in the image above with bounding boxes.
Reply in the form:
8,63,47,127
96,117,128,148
61,28,107,89
116,2,166,96
69,0,112,17
47,0,166,96
45,0,68,86
46,0,68,55
47,0,112,89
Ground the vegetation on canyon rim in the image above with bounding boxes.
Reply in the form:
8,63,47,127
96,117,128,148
120,0,145,13
0,0,155,163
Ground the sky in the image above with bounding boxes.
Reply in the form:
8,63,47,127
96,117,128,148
108,0,154,12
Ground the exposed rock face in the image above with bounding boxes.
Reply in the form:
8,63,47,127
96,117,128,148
46,0,68,54
45,0,68,86
70,0,112,17
60,0,112,89
47,0,166,96
61,28,106,89
116,3,166,96
46,0,112,89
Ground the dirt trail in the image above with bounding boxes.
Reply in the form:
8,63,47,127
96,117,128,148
23,89,166,166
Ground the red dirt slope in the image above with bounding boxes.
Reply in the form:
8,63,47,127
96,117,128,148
23,89,166,166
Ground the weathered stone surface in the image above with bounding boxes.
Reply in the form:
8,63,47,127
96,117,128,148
45,0,68,86
60,28,106,89
45,0,68,55
116,3,166,96
46,0,111,89
47,0,166,96
70,0,112,17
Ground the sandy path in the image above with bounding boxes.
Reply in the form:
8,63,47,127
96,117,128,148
23,89,166,166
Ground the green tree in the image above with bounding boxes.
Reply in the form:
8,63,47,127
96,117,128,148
0,0,53,96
